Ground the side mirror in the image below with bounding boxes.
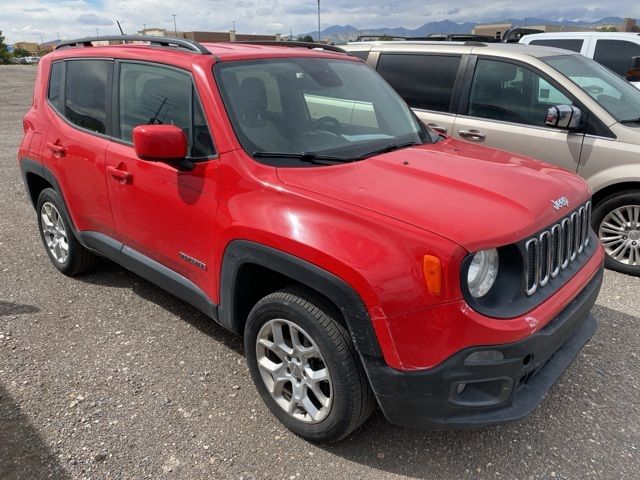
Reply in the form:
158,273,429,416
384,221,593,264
133,125,187,161
545,105,582,130
627,56,640,82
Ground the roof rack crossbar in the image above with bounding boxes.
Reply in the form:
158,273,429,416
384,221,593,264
231,40,351,55
55,35,211,55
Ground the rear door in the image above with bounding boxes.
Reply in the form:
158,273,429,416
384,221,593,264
42,58,118,238
589,37,640,86
452,56,585,172
374,52,465,135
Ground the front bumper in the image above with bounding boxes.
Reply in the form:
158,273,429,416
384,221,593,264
362,266,603,429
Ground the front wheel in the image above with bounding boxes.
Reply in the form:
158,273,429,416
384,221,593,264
593,191,640,276
244,287,375,442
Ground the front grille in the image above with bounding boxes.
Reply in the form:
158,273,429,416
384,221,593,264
525,201,591,296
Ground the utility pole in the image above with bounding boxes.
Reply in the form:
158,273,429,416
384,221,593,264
317,0,321,42
172,14,178,37
318,0,320,42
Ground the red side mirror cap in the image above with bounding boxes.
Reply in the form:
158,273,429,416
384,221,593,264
132,125,188,161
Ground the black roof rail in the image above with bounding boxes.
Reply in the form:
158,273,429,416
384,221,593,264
55,35,211,55
232,40,351,55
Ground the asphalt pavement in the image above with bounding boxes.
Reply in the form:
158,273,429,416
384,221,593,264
0,65,638,480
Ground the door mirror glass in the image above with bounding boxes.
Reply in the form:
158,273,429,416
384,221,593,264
133,125,187,161
627,56,640,82
545,105,582,130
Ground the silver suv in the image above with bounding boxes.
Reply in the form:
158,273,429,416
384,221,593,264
344,42,640,275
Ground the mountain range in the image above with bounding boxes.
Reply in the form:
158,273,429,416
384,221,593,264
304,17,626,44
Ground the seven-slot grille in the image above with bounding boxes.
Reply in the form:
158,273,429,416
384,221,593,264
525,201,592,296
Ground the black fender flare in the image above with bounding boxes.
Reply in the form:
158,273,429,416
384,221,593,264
218,240,383,358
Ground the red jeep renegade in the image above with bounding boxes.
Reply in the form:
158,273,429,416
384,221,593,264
19,36,604,442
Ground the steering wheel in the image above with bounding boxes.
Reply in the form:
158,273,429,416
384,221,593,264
310,116,341,135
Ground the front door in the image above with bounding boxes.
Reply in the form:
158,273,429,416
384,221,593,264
453,57,585,173
105,61,218,292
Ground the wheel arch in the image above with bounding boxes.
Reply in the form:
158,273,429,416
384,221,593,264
592,181,640,208
218,240,383,358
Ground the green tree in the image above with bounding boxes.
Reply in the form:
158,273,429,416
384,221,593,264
13,47,31,57
296,35,315,43
0,31,11,64
599,26,619,32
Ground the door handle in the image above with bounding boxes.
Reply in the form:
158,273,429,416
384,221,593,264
458,129,486,142
427,123,448,134
106,165,132,184
46,142,66,157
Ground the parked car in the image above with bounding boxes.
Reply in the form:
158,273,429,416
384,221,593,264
344,41,640,275
519,32,640,88
19,36,604,442
20,56,40,65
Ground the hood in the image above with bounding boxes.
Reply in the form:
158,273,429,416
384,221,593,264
276,138,589,251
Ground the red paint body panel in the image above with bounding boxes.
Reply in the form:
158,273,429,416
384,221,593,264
21,42,601,374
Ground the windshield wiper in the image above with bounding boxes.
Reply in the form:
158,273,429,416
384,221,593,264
620,117,640,124
252,151,353,165
351,141,419,160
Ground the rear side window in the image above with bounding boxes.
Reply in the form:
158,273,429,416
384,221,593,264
528,39,584,53
593,40,640,76
118,62,215,158
64,60,110,134
350,51,369,61
48,62,63,110
376,54,461,112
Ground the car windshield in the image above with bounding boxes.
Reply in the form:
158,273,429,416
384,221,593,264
542,54,640,123
214,57,433,165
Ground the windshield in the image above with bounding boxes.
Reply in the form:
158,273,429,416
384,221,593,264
214,57,432,165
542,54,640,123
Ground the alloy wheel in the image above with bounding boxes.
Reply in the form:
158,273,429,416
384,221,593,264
598,204,640,266
40,202,69,264
255,318,332,423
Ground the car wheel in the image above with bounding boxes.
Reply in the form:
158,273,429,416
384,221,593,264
36,188,98,276
593,191,640,276
244,287,376,443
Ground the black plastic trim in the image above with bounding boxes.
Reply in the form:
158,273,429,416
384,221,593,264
363,266,602,429
76,232,218,320
218,240,383,358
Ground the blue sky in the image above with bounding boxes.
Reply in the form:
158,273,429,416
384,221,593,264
2,0,639,44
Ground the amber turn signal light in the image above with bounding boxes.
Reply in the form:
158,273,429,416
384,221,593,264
423,255,442,295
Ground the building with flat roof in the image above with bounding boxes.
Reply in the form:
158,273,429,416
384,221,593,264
137,28,280,42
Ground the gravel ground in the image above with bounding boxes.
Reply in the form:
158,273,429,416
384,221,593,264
0,64,638,480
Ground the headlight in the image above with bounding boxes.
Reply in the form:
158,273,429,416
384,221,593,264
467,249,499,298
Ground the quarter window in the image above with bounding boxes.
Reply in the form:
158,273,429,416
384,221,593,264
376,54,461,112
118,62,215,158
593,40,640,77
64,60,110,134
528,39,584,53
468,59,573,127
48,62,63,110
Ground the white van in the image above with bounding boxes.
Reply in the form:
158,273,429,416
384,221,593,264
520,32,640,88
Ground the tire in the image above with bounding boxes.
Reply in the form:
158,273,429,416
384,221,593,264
244,287,376,443
36,188,98,276
592,191,640,276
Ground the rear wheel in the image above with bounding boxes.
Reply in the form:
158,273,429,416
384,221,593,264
244,287,375,442
36,188,98,276
593,191,640,276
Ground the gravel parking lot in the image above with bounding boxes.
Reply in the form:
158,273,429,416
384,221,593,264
0,65,638,480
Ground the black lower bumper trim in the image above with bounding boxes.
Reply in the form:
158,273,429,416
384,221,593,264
362,266,603,430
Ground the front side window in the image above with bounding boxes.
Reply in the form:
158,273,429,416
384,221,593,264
543,54,640,123
376,54,461,112
64,60,109,134
118,62,215,158
467,58,572,127
593,40,640,77
529,39,584,53
214,57,431,165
